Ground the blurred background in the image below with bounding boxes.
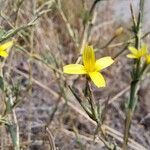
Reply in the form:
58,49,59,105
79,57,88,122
0,0,150,149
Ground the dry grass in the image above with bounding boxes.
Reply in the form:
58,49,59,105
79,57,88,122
0,0,150,150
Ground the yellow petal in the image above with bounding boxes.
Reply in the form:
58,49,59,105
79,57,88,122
83,45,95,72
0,41,14,51
127,54,137,59
63,64,87,74
128,46,138,55
139,44,147,57
89,72,106,88
141,43,148,54
0,50,8,58
145,55,150,64
95,56,114,71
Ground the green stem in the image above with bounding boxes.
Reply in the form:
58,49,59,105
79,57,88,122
123,80,139,149
123,111,132,150
87,81,98,122
123,0,145,149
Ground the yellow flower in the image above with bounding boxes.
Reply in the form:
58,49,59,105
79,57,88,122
127,44,147,59
145,54,150,64
63,45,114,88
0,41,14,58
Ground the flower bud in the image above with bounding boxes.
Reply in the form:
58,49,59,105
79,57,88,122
114,27,124,36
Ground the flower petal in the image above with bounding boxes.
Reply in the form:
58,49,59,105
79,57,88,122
89,72,106,88
145,55,150,64
139,44,148,57
127,54,137,59
63,64,87,74
141,43,148,54
128,46,138,55
83,45,95,72
0,50,8,58
0,41,14,52
95,57,114,71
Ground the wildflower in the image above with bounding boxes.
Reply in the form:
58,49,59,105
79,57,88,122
127,44,147,59
0,41,14,58
145,54,150,64
63,45,114,87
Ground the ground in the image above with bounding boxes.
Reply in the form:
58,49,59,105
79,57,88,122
0,0,150,150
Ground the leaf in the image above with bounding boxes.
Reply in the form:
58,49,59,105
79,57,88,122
5,124,17,147
0,24,33,42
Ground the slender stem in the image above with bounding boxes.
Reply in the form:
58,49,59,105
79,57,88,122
13,110,20,150
87,81,116,150
76,0,101,63
89,0,101,15
100,35,117,49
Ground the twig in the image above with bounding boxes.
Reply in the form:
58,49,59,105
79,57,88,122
45,127,56,150
76,0,102,63
4,65,147,150
56,0,79,48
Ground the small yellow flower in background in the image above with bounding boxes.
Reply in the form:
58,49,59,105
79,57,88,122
0,41,14,58
145,54,150,64
127,44,147,59
63,45,114,88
